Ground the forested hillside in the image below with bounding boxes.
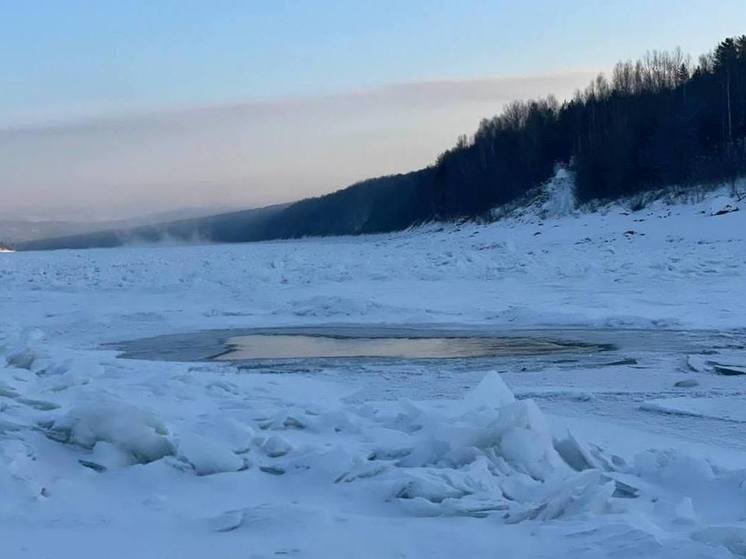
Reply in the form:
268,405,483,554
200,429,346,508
433,36,746,215
18,36,746,251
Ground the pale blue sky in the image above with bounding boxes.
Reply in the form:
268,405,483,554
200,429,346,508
1,1,745,220
2,0,745,124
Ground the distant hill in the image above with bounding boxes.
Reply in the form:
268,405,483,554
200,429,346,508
15,204,288,250
15,167,441,250
15,35,746,252
1,207,233,245
0,219,95,245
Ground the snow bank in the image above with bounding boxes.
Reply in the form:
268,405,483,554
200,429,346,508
46,400,175,464
708,195,740,216
176,433,245,475
363,372,616,520
540,167,576,218
1,328,46,371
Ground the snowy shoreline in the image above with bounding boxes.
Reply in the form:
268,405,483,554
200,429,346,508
2,189,746,558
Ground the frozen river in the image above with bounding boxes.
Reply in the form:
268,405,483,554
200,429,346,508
2,190,746,558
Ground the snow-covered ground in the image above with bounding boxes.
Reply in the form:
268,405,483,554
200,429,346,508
1,187,745,558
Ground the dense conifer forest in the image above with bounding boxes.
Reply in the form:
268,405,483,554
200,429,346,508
439,37,746,213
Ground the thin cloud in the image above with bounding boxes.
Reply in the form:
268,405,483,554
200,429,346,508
0,70,596,221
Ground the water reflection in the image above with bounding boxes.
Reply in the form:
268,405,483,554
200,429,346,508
215,334,597,360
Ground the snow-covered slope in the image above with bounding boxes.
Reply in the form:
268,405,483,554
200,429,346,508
1,187,745,558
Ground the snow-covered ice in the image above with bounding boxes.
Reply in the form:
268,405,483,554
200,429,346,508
1,187,745,557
